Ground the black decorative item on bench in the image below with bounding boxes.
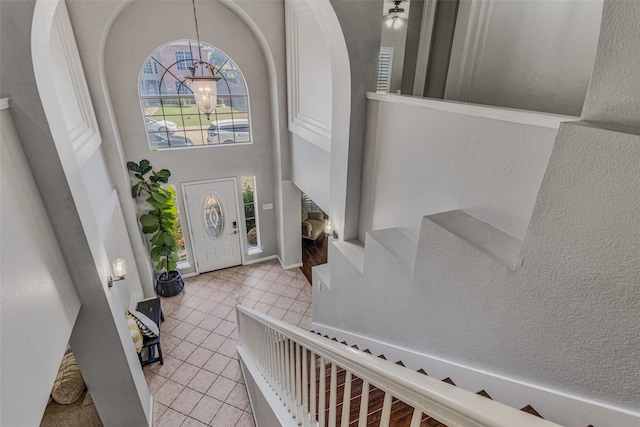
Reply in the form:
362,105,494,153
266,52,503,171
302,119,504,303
136,298,164,366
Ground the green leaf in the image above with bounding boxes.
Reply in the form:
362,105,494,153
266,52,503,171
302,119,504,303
150,231,166,246
127,161,139,172
150,175,169,184
140,159,150,170
155,169,171,179
166,259,177,272
150,246,163,261
141,225,158,234
147,197,163,209
140,214,159,227
151,191,169,205
135,173,144,180
131,183,143,198
164,233,176,246
141,165,152,175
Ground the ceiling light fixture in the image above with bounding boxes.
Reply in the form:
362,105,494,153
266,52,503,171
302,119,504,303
385,0,406,30
184,0,220,120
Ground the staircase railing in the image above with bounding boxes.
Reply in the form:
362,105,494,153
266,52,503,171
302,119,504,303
236,304,560,427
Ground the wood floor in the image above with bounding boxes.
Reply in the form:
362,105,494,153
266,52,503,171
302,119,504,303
300,235,328,283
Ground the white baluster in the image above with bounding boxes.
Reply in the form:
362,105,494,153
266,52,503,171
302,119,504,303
379,392,393,427
319,356,326,427
284,338,292,410
310,352,317,423
340,372,352,427
409,408,422,427
357,380,369,427
290,339,296,414
302,347,310,427
329,363,337,427
277,333,284,398
296,342,303,421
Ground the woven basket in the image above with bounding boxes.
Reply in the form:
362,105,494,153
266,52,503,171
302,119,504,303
156,270,184,297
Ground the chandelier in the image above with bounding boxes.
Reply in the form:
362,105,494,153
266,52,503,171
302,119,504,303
184,0,220,119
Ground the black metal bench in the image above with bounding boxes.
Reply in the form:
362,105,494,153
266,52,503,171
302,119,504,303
136,298,164,366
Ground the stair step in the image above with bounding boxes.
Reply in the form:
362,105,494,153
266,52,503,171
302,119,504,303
442,377,456,386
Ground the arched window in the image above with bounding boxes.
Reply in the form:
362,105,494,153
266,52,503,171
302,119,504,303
139,41,251,150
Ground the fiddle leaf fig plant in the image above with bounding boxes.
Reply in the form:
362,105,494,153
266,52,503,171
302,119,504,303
127,160,179,280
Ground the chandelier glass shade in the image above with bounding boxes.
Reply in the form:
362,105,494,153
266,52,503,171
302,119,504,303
185,61,220,119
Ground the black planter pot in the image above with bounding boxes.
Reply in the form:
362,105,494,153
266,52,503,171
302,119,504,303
156,270,184,297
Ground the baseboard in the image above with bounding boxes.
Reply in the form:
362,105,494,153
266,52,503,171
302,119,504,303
311,322,640,427
180,271,197,279
277,255,303,270
148,396,154,427
284,262,303,269
244,255,277,266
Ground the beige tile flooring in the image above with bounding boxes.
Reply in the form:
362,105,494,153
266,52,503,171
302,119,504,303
144,259,313,427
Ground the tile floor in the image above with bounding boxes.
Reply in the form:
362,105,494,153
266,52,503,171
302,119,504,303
144,259,313,427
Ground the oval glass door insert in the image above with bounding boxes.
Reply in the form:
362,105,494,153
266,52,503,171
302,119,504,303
203,195,224,239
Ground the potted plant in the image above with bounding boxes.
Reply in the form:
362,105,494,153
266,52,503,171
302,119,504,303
127,159,184,297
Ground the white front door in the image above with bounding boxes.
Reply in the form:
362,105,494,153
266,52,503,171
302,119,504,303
184,179,242,273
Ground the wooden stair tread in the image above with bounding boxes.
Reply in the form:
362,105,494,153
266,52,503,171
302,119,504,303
520,405,543,418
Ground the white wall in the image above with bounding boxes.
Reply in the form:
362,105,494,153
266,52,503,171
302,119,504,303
360,95,566,242
103,0,279,270
291,133,330,212
446,0,603,116
0,105,82,427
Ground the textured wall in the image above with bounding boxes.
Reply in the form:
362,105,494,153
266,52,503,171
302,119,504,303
582,0,640,128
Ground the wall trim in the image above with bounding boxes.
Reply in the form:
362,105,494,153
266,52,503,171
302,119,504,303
445,0,493,102
277,256,302,270
51,1,102,167
147,397,154,427
0,98,9,110
244,254,278,266
366,92,578,129
412,0,438,96
286,1,332,152
311,322,640,427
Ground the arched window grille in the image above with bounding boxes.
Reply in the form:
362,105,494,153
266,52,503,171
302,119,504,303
139,40,251,150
